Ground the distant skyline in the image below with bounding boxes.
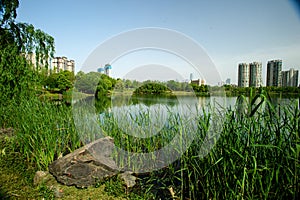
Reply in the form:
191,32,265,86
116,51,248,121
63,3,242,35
16,0,300,85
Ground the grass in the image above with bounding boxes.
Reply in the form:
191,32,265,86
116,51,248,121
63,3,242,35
0,90,299,199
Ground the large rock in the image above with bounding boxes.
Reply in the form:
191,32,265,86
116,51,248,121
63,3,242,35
49,136,120,188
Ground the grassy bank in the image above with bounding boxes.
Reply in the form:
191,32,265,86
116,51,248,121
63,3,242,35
0,94,299,199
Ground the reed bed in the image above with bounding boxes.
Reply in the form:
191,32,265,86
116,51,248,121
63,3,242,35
0,93,298,199
98,94,299,199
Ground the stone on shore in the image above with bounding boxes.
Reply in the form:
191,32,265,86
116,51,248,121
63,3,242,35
49,136,120,188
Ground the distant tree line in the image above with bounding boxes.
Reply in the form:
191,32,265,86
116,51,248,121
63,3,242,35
223,84,300,97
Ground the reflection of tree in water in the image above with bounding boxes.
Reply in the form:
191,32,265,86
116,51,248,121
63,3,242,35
131,95,177,107
94,95,178,113
94,95,111,113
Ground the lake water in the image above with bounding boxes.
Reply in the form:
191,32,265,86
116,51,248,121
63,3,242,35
74,94,299,133
72,96,299,169
91,95,299,138
94,95,299,114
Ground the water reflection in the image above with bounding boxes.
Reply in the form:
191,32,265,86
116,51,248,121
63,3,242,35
94,95,298,114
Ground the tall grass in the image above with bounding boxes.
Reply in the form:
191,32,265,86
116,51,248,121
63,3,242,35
97,93,299,199
1,92,299,199
0,96,81,170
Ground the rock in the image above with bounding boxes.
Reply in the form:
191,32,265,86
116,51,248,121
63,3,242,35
119,171,137,188
34,171,64,198
33,171,52,186
49,136,120,188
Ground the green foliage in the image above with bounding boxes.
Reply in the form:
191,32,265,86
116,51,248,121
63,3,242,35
45,70,74,91
223,85,300,97
165,80,192,92
75,71,102,94
191,84,208,93
0,0,55,104
95,74,116,97
0,0,54,61
0,96,81,170
0,45,40,103
133,82,172,95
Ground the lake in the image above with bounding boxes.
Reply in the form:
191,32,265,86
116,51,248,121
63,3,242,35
90,95,299,138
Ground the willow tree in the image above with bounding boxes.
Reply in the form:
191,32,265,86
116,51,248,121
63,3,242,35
0,0,55,101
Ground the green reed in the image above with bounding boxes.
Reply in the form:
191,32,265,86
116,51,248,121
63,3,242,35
0,92,298,199
97,93,299,199
0,96,81,170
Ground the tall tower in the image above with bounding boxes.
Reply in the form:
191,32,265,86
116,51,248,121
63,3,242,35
249,62,262,87
281,70,290,87
97,67,104,74
190,73,193,81
104,64,112,76
266,60,282,87
289,68,299,87
282,68,299,87
238,63,249,87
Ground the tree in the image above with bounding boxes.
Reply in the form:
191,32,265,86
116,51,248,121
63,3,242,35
44,70,74,91
95,74,116,98
75,71,100,94
0,0,54,60
0,0,55,102
133,82,172,95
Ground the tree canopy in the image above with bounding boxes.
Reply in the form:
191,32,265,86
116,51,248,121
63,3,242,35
0,0,55,102
133,82,173,95
0,0,54,60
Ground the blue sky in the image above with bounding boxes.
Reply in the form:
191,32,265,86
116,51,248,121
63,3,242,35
16,0,300,85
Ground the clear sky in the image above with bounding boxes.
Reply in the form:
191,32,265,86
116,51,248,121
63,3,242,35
16,0,300,85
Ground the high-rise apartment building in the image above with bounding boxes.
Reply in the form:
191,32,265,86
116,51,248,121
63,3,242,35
225,78,231,85
238,63,249,87
249,62,262,87
282,68,299,87
266,60,282,87
51,56,75,73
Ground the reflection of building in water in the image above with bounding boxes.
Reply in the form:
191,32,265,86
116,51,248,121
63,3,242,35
190,78,206,86
197,96,206,110
97,64,112,76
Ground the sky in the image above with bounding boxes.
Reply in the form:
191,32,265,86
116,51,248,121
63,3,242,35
16,0,300,85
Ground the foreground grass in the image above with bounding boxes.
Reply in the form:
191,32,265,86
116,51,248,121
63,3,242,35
0,133,129,199
0,92,299,199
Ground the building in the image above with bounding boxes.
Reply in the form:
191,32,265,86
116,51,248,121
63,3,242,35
191,78,206,86
238,63,249,87
282,68,299,87
104,64,112,76
190,73,194,81
24,53,51,71
249,62,262,87
51,56,75,73
266,60,282,87
66,60,75,72
97,67,105,73
289,68,299,87
225,78,231,85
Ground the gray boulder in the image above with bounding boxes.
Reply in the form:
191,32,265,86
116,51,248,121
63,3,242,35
49,136,120,188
